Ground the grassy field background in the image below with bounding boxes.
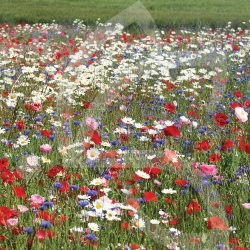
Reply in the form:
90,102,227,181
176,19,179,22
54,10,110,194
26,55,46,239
1,0,250,29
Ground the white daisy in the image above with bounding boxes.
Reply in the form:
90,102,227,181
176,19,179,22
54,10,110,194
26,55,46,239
86,148,100,160
135,170,150,179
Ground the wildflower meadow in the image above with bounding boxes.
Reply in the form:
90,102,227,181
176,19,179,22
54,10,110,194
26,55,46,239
0,5,250,250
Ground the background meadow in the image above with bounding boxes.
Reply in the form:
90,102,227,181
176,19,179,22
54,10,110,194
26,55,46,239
1,0,250,29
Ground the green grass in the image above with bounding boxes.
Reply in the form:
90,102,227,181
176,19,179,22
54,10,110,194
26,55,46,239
1,0,250,29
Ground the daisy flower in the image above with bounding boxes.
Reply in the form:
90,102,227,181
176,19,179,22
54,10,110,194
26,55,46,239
86,148,100,160
161,188,177,194
90,178,105,186
88,222,99,232
135,170,150,179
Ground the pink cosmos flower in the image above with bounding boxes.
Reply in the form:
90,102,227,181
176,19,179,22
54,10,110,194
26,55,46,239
30,102,42,112
17,205,29,213
7,218,18,226
180,116,191,125
200,163,218,175
85,117,98,130
242,203,250,209
30,194,45,204
153,180,162,186
40,144,52,153
235,107,248,122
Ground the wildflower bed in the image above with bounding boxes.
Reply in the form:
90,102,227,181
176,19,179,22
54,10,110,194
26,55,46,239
0,20,249,250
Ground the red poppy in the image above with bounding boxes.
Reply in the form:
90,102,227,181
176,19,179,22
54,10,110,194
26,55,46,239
45,165,65,180
16,121,25,130
36,211,55,223
121,222,129,229
59,180,70,192
82,101,91,109
41,129,52,138
0,206,13,226
99,150,119,159
13,186,26,198
214,112,228,127
245,142,250,154
1,170,15,184
207,216,228,230
165,198,173,204
144,192,158,202
131,244,140,249
162,80,177,91
187,109,200,119
186,199,202,214
221,140,234,152
0,158,8,171
229,237,239,244
120,133,129,143
127,198,139,210
36,229,55,242
231,102,243,110
165,103,176,114
225,205,233,215
234,91,243,98
91,130,102,145
195,139,211,151
143,166,162,175
175,179,188,186
212,202,220,208
209,153,220,162
169,218,178,225
164,126,181,137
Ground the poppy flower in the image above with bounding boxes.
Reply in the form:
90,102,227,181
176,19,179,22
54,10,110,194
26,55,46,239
214,113,228,127
225,205,233,215
120,133,129,143
175,179,188,186
195,140,211,151
13,186,26,198
165,103,176,114
230,102,243,110
164,126,181,137
144,192,158,202
221,140,234,152
127,198,139,210
186,199,202,214
82,101,91,109
229,237,239,244
234,91,243,98
207,216,228,230
16,121,25,130
0,158,8,171
41,130,52,138
209,153,220,162
143,166,162,175
91,131,102,145
165,198,173,204
45,165,65,180
36,211,55,223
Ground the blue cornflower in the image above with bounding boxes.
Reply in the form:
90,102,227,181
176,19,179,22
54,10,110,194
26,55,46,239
70,185,79,191
43,202,54,207
53,182,63,188
201,180,210,186
38,205,47,211
137,198,147,203
40,221,52,229
85,234,96,241
78,200,89,207
87,190,98,197
181,190,188,194
24,227,34,234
